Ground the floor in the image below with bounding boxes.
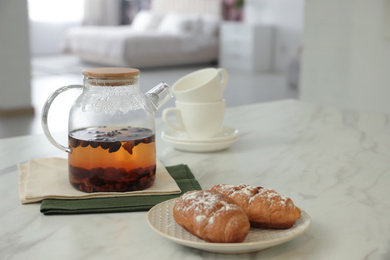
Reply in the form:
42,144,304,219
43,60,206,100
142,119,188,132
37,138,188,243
0,54,299,139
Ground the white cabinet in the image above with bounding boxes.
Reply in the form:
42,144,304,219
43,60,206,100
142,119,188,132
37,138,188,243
219,22,274,72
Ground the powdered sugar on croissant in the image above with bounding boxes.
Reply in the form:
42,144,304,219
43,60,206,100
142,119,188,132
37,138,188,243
210,184,301,229
173,190,250,243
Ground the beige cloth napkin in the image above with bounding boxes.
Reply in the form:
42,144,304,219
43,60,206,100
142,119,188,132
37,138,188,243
18,157,181,204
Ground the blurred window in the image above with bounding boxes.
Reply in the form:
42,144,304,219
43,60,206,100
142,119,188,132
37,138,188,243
28,0,84,23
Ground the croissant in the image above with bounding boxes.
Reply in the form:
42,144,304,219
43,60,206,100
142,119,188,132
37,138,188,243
210,184,301,229
173,190,250,243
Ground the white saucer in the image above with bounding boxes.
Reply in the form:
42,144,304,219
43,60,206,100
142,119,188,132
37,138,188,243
162,135,238,153
162,126,239,143
147,199,311,254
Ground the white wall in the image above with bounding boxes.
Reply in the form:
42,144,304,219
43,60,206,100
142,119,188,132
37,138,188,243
300,0,390,114
29,21,81,55
28,0,84,55
244,0,305,72
0,0,32,110
29,0,121,55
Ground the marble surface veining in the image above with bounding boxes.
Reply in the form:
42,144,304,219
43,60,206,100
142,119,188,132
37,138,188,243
0,99,390,260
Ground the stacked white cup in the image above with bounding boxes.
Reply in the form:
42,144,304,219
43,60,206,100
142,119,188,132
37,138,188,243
162,68,229,139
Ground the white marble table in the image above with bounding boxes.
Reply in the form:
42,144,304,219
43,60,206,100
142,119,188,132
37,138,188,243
1,100,390,259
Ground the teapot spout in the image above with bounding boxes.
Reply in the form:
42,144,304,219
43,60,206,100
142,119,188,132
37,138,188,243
145,82,173,111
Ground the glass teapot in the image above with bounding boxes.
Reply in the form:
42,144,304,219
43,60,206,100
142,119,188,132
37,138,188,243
41,67,172,193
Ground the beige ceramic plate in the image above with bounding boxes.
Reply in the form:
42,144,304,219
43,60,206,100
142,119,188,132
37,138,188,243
146,198,311,254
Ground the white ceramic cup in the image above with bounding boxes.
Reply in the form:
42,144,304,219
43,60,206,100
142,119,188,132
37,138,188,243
172,68,229,102
162,99,226,139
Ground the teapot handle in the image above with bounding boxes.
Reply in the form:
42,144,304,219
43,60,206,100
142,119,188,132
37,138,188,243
41,85,83,153
217,68,229,92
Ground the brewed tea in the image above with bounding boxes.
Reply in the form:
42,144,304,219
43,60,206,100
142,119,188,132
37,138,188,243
68,126,156,192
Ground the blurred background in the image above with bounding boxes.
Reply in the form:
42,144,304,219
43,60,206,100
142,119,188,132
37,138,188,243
0,0,389,139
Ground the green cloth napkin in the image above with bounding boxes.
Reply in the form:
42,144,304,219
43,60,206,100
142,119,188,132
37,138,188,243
40,164,201,215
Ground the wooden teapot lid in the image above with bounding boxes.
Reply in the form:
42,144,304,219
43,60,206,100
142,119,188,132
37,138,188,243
82,67,140,78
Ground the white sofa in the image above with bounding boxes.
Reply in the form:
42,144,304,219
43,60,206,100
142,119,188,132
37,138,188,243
62,0,222,68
